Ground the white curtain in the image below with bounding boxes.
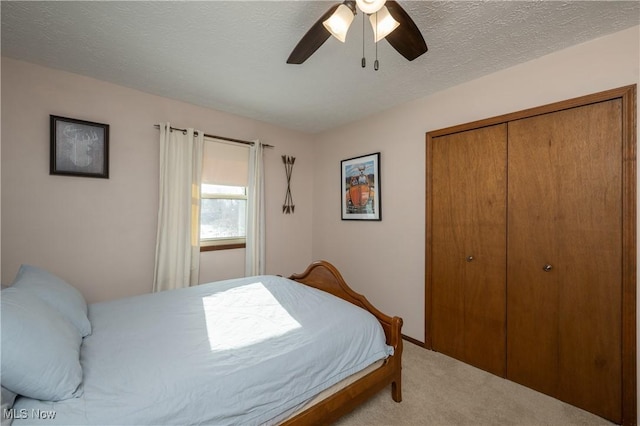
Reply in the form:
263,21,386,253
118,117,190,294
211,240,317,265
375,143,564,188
245,141,265,276
153,123,204,292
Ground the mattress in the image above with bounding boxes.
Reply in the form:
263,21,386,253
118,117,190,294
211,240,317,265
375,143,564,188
12,275,393,425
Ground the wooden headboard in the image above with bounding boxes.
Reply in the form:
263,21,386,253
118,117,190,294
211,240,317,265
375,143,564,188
288,260,403,348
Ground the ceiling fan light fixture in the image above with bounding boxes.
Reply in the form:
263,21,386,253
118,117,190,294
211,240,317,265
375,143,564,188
369,6,400,42
356,0,386,14
322,4,355,43
287,0,427,65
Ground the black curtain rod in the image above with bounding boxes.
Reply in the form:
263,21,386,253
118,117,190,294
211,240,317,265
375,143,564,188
153,124,273,148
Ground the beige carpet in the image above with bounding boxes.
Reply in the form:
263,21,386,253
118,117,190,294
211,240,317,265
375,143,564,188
335,342,613,426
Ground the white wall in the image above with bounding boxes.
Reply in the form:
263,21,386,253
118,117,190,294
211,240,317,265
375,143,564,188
1,57,315,303
312,26,640,343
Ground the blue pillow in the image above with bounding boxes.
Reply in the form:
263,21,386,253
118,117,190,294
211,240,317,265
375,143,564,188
11,264,91,336
1,287,83,401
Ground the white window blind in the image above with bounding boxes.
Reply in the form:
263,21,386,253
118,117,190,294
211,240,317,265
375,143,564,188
202,139,249,187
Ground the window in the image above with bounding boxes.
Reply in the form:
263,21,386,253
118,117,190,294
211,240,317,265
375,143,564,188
200,139,249,250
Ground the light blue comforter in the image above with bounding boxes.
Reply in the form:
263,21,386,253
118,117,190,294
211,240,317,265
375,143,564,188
13,275,392,425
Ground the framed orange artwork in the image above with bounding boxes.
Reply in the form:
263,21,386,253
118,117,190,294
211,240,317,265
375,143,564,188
341,152,380,221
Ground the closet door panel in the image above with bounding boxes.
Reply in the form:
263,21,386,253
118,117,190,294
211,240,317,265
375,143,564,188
431,124,507,376
506,114,560,396
554,99,622,422
507,100,622,422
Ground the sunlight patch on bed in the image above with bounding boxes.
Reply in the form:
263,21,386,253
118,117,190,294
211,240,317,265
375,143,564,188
202,282,301,351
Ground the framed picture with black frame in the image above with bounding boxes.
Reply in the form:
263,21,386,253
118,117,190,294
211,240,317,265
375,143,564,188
50,115,109,178
341,152,381,221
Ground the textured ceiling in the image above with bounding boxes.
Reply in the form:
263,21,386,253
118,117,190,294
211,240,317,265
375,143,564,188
1,1,639,134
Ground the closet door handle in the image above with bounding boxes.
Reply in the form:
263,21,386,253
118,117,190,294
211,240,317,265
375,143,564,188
466,256,474,262
543,264,553,272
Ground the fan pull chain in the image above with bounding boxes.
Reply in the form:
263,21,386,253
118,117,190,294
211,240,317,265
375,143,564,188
374,11,379,71
361,11,366,68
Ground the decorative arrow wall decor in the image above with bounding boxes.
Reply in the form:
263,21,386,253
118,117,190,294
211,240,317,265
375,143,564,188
282,155,295,214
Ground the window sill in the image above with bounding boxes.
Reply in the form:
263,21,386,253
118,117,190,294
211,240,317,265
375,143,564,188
200,243,246,252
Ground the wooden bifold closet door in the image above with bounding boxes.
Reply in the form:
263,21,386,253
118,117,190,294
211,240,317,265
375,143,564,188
426,86,636,425
507,99,622,422
507,99,622,421
430,124,507,377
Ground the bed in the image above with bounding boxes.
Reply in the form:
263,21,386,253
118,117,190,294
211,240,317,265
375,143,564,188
1,260,403,425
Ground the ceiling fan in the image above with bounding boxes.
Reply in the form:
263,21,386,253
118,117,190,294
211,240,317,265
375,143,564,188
287,0,427,66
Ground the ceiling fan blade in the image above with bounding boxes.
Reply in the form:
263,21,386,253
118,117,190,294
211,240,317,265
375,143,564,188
287,4,340,64
384,1,428,61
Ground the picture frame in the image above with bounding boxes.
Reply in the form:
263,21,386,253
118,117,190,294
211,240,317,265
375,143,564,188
341,152,381,221
50,115,109,178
